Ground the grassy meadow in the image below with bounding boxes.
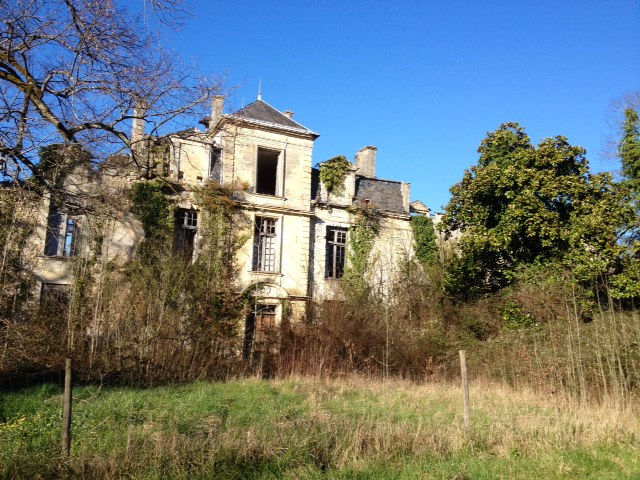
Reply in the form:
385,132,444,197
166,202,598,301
2,377,639,479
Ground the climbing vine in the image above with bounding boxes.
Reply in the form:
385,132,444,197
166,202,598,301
319,155,351,195
411,215,437,265
130,181,174,240
342,206,380,299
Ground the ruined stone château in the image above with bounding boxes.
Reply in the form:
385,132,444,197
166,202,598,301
32,96,428,352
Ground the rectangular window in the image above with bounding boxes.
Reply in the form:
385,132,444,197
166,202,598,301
256,148,279,195
209,146,222,182
326,226,347,278
174,209,198,259
252,217,277,272
243,304,277,359
44,205,79,257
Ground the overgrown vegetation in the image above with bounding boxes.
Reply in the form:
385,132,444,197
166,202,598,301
319,155,351,195
130,181,174,240
0,187,37,324
2,377,639,478
0,180,252,385
2,104,640,447
411,215,437,265
342,206,380,301
440,122,637,300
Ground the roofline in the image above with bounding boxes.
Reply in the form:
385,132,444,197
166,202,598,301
255,98,311,131
216,114,320,140
355,174,403,185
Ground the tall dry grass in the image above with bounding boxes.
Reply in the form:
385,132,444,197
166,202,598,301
2,376,638,478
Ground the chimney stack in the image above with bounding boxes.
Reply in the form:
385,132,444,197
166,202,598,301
131,100,148,144
210,95,225,130
355,146,377,178
283,110,295,119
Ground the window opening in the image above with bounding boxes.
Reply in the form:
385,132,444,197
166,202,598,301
326,226,347,278
210,146,222,182
252,217,277,272
44,205,79,257
256,148,279,195
243,304,277,359
174,208,198,259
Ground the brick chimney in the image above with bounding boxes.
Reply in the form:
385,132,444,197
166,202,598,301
131,100,148,144
355,146,377,178
210,95,225,131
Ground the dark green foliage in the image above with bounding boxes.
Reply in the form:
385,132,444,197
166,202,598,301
319,155,351,195
441,122,629,299
620,108,640,187
411,215,437,264
342,207,380,301
612,107,640,298
130,181,172,239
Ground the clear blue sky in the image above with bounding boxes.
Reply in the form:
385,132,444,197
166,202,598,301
164,0,639,211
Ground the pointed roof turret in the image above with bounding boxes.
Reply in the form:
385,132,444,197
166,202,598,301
229,99,319,138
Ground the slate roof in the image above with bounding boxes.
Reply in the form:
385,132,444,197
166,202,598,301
203,99,318,137
234,100,305,128
354,176,406,214
311,168,407,214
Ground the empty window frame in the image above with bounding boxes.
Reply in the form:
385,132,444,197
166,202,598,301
209,146,222,182
256,148,279,195
252,217,277,272
44,205,79,257
174,209,198,259
326,226,347,278
243,304,277,359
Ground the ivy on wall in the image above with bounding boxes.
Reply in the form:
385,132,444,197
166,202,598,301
130,181,173,240
342,206,380,299
319,155,351,195
411,215,437,265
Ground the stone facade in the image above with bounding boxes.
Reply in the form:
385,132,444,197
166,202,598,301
31,97,424,346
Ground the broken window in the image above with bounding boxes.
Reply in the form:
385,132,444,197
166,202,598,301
209,146,222,182
243,304,277,359
174,208,198,259
252,217,277,272
44,205,80,257
256,148,279,195
326,226,347,278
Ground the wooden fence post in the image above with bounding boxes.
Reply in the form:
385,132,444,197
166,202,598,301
459,350,470,431
62,358,73,456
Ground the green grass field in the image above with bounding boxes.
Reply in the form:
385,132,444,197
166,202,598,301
1,377,639,479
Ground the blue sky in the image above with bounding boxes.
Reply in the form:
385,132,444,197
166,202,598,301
163,0,638,211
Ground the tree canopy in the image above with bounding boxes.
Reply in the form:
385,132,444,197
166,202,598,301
441,122,633,299
620,108,640,188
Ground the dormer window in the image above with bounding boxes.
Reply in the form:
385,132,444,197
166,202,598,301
256,148,279,195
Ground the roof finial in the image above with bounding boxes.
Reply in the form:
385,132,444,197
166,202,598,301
258,78,262,101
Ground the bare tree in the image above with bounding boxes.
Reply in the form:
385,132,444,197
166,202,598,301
0,0,224,189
